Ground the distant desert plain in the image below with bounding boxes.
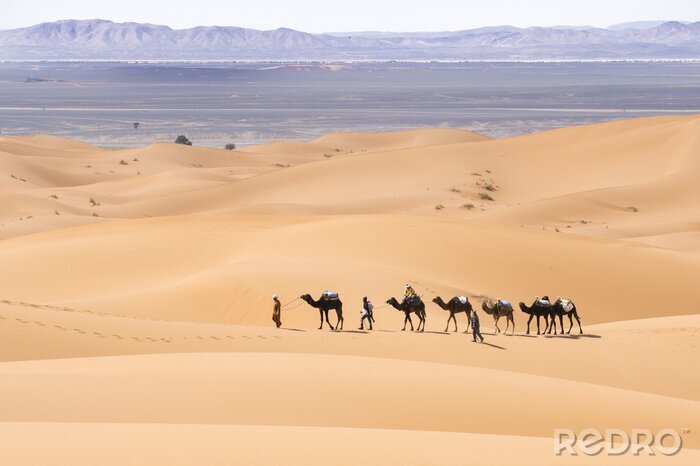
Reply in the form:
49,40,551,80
0,115,699,464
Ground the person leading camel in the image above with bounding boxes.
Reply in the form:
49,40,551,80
359,296,374,330
272,294,282,328
471,309,484,343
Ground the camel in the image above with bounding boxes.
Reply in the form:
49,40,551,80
300,294,344,330
552,298,583,334
481,297,515,335
432,296,472,332
518,298,554,335
386,297,426,332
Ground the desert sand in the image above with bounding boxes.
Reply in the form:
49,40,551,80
0,116,698,464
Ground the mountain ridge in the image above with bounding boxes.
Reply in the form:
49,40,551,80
1,19,699,60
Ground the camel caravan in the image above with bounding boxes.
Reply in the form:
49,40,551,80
294,287,583,336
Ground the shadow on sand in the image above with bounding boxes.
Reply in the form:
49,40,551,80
544,333,601,340
280,328,306,332
473,341,506,350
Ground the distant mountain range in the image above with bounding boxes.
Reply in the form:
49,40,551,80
1,19,699,60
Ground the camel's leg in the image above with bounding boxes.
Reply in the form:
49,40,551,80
558,314,564,334
510,315,515,335
526,314,534,334
493,316,500,334
444,314,451,333
318,309,324,330
336,307,344,330
420,313,425,332
325,309,334,331
567,314,574,334
548,315,556,335
574,311,583,334
452,313,458,332
407,314,414,331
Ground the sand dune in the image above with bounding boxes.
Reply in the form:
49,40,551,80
1,116,699,464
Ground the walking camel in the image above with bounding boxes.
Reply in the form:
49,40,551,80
481,297,515,335
300,294,344,330
432,296,472,332
552,298,583,334
386,297,426,332
518,298,554,335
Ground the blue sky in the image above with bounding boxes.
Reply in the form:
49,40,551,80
3,0,698,31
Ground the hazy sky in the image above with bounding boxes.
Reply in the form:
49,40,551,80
3,0,698,31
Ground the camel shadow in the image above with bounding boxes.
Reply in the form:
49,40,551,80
545,333,601,340
508,333,537,338
343,330,369,334
374,329,396,333
280,328,306,332
423,331,451,336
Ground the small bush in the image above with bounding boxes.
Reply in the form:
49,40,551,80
450,187,461,193
89,198,100,207
225,143,236,150
119,159,128,165
435,204,445,210
628,206,639,213
479,192,494,201
175,135,192,146
49,194,59,199
462,203,475,210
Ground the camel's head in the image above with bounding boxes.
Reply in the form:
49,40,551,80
299,294,311,301
432,297,439,304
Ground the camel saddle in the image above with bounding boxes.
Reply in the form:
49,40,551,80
498,299,511,307
322,291,339,300
407,295,423,306
559,299,574,312
457,296,468,304
537,298,551,306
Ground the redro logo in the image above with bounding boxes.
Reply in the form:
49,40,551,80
554,428,683,456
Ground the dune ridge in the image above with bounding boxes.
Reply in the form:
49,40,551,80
1,116,698,464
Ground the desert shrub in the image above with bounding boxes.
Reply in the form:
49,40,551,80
225,143,236,150
175,135,192,146
479,192,494,201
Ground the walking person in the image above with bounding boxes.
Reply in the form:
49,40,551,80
272,294,282,328
471,308,484,343
359,296,374,330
